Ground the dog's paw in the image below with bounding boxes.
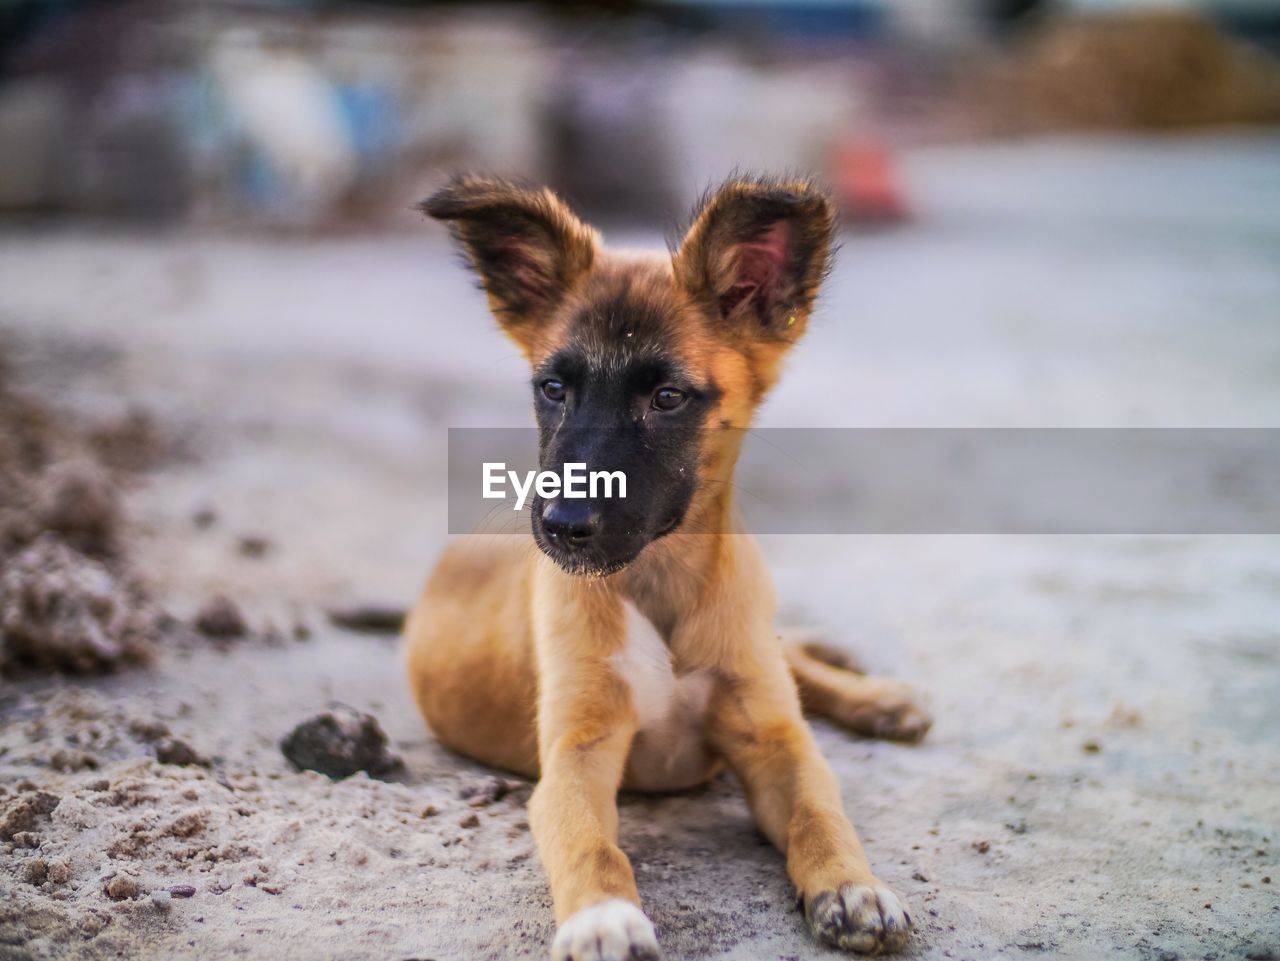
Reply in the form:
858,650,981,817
869,687,931,743
851,681,932,743
804,883,912,954
552,898,661,961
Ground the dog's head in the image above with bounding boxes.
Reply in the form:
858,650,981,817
423,175,835,576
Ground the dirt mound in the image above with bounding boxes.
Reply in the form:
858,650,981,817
0,790,62,841
193,594,248,640
0,534,160,675
0,345,166,676
959,11,1280,135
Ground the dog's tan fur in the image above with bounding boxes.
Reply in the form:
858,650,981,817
406,176,930,959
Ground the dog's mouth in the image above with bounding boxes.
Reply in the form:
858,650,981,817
550,554,635,579
531,532,640,578
531,511,686,579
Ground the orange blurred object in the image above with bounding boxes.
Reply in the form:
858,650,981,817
833,140,910,224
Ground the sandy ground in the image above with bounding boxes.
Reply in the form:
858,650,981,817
1,134,1278,961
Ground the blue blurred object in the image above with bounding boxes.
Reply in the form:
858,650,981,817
333,82,401,169
655,0,888,41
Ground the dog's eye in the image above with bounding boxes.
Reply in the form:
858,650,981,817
541,379,566,402
651,387,687,412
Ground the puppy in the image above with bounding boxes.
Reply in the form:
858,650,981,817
406,175,930,960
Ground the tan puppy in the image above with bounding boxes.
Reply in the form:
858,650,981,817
405,175,931,960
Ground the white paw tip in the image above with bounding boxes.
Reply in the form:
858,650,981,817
552,898,661,961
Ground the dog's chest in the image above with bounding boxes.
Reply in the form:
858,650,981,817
612,602,717,791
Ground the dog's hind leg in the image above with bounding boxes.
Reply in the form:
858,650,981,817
782,638,932,743
405,537,542,777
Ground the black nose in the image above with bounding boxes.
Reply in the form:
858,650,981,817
541,499,601,549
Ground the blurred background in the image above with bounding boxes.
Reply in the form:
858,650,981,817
2,4,1280,960
2,0,1279,230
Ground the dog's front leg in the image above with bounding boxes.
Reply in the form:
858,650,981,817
528,587,660,961
708,649,913,955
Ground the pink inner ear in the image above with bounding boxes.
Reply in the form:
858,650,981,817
730,220,792,305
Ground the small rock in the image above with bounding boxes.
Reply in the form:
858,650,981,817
194,595,247,639
164,809,208,838
22,857,48,884
154,737,209,768
192,507,218,530
459,813,480,829
168,884,197,899
105,873,140,901
50,748,98,772
236,535,271,559
128,718,170,742
1081,740,1102,754
420,805,439,818
150,889,173,911
280,704,402,780
46,859,71,884
972,840,991,854
326,604,405,635
912,870,929,883
80,912,107,936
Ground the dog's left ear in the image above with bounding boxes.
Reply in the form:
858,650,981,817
674,177,835,342
421,177,599,348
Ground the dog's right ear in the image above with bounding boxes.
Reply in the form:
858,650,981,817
420,177,598,347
